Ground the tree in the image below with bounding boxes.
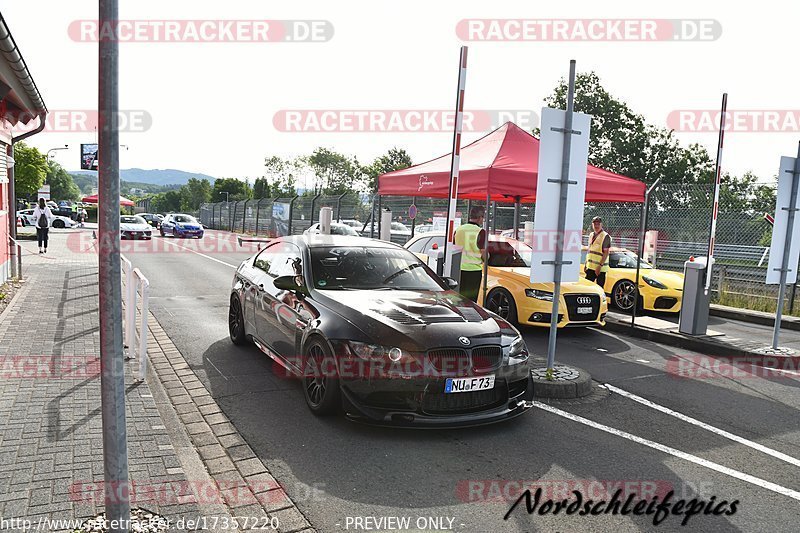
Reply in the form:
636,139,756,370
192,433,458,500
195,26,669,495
541,71,716,186
180,177,212,211
47,162,81,201
13,142,48,198
150,190,182,213
212,177,252,201
305,148,363,195
362,147,413,193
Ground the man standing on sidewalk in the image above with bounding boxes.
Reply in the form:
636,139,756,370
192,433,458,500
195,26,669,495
453,206,486,302
584,216,611,287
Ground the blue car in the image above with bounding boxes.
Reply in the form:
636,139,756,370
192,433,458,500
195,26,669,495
159,213,204,239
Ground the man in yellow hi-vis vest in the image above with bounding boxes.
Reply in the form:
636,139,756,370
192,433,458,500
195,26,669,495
585,216,611,287
453,206,486,302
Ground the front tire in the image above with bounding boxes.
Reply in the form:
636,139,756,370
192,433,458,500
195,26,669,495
303,338,341,415
613,280,638,312
228,295,247,345
52,219,65,229
486,288,518,324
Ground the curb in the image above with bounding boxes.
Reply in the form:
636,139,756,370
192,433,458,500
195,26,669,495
605,316,800,367
145,312,316,533
710,304,800,332
530,364,593,399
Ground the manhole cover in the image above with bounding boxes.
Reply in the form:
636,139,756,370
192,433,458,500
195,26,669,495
531,365,580,381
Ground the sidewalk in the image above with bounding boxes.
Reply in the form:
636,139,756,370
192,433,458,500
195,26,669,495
0,229,312,532
605,309,800,364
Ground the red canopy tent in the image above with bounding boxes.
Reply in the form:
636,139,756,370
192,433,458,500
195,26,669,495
378,122,645,203
81,194,136,207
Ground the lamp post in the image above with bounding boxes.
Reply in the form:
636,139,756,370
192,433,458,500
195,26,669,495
47,145,69,159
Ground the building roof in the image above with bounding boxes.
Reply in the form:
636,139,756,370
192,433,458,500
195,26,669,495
0,12,47,125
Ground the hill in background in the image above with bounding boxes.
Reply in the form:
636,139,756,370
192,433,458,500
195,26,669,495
70,168,217,186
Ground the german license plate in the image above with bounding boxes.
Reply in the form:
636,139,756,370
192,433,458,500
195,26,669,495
445,375,495,393
577,306,594,314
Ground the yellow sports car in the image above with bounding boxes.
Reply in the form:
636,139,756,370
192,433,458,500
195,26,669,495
405,233,608,328
581,247,685,313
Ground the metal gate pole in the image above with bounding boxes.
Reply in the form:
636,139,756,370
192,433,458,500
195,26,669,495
99,1,131,529
632,179,661,327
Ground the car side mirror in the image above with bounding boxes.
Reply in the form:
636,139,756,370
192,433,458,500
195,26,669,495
441,277,459,291
274,275,307,294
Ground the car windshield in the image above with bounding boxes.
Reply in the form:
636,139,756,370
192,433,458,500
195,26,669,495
121,216,146,224
174,215,197,223
609,251,652,269
310,246,443,291
487,240,533,267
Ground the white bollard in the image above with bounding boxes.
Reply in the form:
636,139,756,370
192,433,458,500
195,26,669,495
380,209,392,241
319,207,332,235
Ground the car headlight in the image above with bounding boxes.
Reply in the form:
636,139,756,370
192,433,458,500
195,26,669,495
507,336,528,363
525,289,554,301
347,341,405,362
643,276,668,289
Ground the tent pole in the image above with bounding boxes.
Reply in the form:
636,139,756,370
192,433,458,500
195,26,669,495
513,196,520,240
482,191,490,306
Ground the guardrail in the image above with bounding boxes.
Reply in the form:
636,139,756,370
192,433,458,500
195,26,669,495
121,255,150,381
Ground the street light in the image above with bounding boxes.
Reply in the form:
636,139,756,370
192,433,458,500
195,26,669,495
47,145,69,159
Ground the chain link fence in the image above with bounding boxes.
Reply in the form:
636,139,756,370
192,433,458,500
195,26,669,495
198,183,797,314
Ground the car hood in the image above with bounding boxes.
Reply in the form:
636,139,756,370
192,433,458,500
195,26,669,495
498,267,605,294
642,269,685,290
313,288,513,351
120,223,150,231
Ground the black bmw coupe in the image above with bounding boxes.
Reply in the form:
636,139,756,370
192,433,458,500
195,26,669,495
228,235,533,427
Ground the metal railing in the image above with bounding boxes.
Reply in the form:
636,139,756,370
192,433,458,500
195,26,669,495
122,255,150,381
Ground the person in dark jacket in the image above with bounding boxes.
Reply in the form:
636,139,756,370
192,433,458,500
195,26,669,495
31,198,54,254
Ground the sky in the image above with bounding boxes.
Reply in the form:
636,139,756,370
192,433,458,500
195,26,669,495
3,0,799,187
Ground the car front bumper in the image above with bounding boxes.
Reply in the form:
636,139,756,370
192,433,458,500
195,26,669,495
337,359,534,428
516,293,607,328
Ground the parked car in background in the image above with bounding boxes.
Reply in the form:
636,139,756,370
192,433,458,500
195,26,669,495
413,224,434,234
339,219,365,230
228,234,533,426
16,209,76,229
159,214,204,238
405,233,608,328
303,222,359,236
581,247,685,313
139,213,163,228
361,221,412,237
120,215,152,240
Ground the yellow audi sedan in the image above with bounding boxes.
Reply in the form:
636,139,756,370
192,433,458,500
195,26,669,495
582,247,685,313
405,233,607,328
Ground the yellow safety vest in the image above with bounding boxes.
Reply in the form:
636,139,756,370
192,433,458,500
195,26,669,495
454,223,483,272
585,230,610,273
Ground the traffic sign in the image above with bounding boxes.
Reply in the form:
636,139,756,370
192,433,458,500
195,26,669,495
408,204,417,220
530,107,591,284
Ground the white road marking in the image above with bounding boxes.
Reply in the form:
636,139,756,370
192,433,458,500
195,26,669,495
603,383,800,469
636,359,650,363
533,401,800,502
160,238,238,269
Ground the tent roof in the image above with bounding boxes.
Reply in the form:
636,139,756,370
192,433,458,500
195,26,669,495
378,122,645,203
81,194,135,207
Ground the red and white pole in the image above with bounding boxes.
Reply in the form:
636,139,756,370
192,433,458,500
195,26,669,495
705,93,727,293
443,46,468,277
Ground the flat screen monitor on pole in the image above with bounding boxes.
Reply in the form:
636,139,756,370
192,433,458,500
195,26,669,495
530,107,591,284
80,143,98,170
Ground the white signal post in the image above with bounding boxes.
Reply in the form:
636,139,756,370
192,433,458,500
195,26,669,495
705,93,727,293
442,46,468,277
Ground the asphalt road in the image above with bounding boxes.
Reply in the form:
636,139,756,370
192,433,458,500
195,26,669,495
127,230,800,533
